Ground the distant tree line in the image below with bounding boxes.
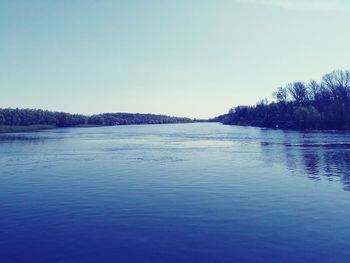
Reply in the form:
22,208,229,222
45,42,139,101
217,70,350,130
88,113,192,125
0,108,192,127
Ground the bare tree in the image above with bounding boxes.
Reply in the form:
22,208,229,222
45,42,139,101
273,87,288,103
322,70,350,101
288,82,309,104
308,80,320,101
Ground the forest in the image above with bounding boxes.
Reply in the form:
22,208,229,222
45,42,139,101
0,108,192,132
217,70,350,130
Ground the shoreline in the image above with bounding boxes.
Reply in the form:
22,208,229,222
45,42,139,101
0,125,56,133
0,122,209,134
2,122,349,134
223,122,350,132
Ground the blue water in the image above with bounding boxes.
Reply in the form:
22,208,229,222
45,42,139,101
1,123,350,262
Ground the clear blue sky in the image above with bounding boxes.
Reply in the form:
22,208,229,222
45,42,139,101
1,0,350,118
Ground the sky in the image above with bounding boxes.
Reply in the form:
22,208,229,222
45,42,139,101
1,0,350,119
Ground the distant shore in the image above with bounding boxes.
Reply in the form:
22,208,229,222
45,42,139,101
220,121,350,132
0,125,56,133
0,122,207,134
214,70,350,131
0,108,195,133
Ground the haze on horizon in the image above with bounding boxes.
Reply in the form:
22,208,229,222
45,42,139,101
1,0,350,119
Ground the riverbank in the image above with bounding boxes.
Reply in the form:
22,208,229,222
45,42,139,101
222,120,350,132
0,125,56,133
0,122,203,134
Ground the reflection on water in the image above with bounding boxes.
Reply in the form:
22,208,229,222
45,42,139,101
260,130,350,191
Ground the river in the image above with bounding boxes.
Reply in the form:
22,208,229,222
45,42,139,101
0,123,349,262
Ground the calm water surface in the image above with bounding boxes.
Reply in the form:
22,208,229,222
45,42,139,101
1,123,350,262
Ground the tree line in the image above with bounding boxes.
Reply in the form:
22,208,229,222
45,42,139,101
0,108,192,127
217,70,350,130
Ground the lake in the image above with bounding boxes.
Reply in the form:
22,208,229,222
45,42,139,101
0,123,349,263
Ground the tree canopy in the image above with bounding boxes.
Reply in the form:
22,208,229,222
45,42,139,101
0,109,193,127
218,70,350,130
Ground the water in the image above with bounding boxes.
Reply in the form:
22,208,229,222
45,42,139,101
0,123,350,263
